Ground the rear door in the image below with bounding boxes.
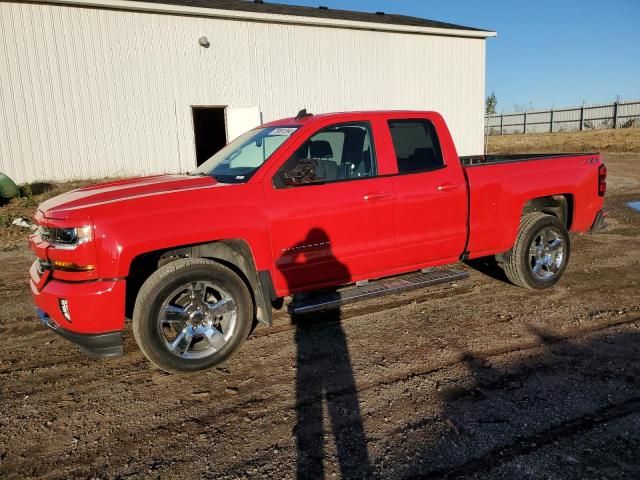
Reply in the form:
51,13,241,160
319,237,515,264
386,117,468,267
263,120,396,293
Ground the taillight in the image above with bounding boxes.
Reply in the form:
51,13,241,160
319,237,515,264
598,164,607,197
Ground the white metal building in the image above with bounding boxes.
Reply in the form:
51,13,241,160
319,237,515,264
0,0,495,183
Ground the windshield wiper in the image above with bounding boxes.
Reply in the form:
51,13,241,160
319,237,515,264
186,171,208,176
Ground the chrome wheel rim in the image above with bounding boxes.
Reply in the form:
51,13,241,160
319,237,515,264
529,226,565,281
157,281,237,359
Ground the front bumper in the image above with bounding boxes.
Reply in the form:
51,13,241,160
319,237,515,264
36,308,123,358
30,260,126,333
590,208,608,232
30,259,127,358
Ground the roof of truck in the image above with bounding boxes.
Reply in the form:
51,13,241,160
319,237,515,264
263,110,440,127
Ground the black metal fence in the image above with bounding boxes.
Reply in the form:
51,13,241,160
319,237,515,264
485,100,640,135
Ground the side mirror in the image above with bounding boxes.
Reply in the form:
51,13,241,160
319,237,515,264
281,159,324,186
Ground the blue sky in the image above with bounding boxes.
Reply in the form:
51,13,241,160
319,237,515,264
276,0,640,112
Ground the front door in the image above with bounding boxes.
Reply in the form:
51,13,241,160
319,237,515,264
263,121,395,294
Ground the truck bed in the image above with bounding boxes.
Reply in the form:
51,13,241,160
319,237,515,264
459,151,603,260
460,153,597,167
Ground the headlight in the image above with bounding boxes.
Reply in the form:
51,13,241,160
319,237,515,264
39,225,93,249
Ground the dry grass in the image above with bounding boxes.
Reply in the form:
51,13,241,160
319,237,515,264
0,180,98,251
487,127,640,154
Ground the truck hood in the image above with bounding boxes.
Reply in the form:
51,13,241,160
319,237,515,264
39,174,219,221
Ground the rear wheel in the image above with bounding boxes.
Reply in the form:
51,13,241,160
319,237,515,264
502,212,570,289
133,258,253,374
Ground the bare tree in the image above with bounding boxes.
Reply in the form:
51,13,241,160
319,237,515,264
486,92,498,116
485,92,497,155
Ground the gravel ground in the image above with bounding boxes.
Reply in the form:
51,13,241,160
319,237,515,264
0,153,639,479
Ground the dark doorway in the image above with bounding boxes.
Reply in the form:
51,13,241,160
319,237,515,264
192,107,227,166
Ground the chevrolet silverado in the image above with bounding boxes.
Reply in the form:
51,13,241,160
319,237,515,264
29,110,607,373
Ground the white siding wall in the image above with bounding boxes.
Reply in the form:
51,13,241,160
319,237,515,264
0,2,486,183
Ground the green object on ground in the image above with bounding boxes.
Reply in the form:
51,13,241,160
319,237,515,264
0,172,20,200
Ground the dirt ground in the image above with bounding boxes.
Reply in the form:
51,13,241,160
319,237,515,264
1,153,639,479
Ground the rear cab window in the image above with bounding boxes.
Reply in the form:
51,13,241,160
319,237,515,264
388,119,444,174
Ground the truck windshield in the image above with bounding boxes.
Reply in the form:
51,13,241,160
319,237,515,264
192,126,299,183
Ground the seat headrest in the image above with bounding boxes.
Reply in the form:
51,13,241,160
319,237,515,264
309,140,333,159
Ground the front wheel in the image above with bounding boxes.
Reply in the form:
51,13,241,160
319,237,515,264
133,258,254,374
502,212,571,290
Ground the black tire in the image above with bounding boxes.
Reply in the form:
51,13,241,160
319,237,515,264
502,212,571,290
133,258,253,374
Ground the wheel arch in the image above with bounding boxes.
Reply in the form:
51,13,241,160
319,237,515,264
126,239,274,326
495,194,573,263
521,194,574,230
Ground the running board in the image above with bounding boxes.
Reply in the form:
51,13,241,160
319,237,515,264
289,268,469,315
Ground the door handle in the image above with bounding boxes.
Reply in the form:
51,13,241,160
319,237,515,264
437,183,463,192
363,192,391,201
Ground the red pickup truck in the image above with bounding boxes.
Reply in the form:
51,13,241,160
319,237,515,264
29,110,606,373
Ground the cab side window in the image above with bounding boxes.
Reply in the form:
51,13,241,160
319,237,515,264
275,122,376,187
388,119,444,174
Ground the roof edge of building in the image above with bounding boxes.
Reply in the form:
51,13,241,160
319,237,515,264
26,0,497,38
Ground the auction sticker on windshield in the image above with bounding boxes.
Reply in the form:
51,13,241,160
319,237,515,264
270,127,298,136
